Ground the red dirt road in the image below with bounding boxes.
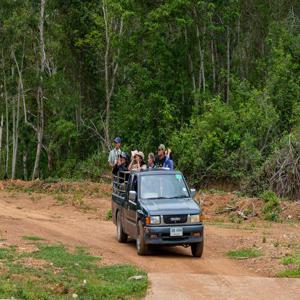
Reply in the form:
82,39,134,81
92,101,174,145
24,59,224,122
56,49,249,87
0,190,299,299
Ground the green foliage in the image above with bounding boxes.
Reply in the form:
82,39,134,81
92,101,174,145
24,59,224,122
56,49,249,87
227,248,262,259
22,236,46,241
74,152,110,181
277,268,300,278
106,209,113,221
261,190,281,221
0,0,300,201
281,254,300,266
171,93,278,185
277,250,300,278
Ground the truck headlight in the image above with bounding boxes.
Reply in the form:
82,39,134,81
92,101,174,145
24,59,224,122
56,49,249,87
150,216,161,225
190,214,200,223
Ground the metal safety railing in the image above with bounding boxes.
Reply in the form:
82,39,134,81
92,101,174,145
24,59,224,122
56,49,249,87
112,171,130,195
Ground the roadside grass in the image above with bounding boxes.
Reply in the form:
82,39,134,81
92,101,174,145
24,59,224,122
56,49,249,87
22,236,46,241
227,248,262,259
3,180,111,198
52,192,94,212
205,220,259,230
0,243,147,299
204,188,227,195
277,251,300,278
105,209,112,221
277,268,300,278
53,193,67,204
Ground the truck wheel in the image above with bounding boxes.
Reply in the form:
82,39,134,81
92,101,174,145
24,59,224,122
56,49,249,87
117,212,127,243
191,241,204,258
136,221,148,255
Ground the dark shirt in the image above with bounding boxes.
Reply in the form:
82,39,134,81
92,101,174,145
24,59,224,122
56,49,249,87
112,163,127,176
154,155,166,168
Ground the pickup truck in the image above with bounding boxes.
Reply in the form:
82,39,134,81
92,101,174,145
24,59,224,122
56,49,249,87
112,169,204,257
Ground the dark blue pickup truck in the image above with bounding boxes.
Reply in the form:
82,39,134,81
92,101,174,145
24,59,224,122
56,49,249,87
112,169,204,257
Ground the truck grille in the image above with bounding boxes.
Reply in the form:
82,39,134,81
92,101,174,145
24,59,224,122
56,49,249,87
163,215,187,224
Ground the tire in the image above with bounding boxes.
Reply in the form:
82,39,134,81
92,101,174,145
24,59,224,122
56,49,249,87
191,241,204,258
117,212,128,243
136,220,148,255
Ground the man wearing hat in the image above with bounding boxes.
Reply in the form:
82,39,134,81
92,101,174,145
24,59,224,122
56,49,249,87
108,137,122,168
155,144,167,168
155,144,174,170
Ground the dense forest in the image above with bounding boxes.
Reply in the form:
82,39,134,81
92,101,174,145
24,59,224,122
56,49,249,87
0,0,299,199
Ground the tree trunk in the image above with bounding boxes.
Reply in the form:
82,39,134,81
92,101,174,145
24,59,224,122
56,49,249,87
0,114,3,173
2,51,9,179
102,1,123,150
32,0,46,180
5,92,9,179
23,150,28,180
103,0,111,149
226,25,230,104
12,86,20,180
193,8,205,93
12,97,16,179
184,26,196,93
211,37,216,92
32,88,44,180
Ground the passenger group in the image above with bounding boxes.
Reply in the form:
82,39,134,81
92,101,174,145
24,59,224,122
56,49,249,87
108,137,174,176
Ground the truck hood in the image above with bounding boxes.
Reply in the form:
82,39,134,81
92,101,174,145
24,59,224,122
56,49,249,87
140,198,200,215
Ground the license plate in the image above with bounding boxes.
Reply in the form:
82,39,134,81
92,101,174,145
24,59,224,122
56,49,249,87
170,227,183,237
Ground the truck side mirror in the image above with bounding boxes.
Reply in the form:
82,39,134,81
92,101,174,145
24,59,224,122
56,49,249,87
190,188,196,198
129,190,137,202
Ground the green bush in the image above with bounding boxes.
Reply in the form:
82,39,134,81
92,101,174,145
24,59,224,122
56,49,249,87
261,190,281,221
171,94,278,186
74,151,110,181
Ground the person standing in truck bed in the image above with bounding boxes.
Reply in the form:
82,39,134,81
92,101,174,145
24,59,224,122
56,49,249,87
108,137,122,168
155,144,174,170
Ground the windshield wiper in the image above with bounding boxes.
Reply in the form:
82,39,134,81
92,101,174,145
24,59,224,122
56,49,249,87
143,196,170,200
143,195,188,200
168,195,189,199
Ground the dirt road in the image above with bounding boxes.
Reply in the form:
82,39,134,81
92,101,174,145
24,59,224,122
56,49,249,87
0,190,299,299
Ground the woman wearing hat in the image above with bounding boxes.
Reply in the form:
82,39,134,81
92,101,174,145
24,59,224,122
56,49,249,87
128,151,147,171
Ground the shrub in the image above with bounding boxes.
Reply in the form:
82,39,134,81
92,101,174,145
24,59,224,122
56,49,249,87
74,151,110,181
264,131,300,200
171,94,278,186
261,190,281,221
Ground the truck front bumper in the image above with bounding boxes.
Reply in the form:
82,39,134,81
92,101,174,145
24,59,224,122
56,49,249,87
144,224,204,245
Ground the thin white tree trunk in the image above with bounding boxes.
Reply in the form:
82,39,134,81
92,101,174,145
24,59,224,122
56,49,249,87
102,1,123,149
23,150,28,180
0,114,3,173
11,84,20,180
5,93,9,178
12,97,16,179
1,51,9,178
32,0,46,179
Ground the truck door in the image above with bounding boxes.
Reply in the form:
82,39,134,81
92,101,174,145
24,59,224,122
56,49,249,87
124,174,138,238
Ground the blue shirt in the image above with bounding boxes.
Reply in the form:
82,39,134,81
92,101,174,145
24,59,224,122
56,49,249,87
163,156,174,170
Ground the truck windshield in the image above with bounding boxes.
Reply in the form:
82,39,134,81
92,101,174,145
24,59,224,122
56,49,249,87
140,174,189,200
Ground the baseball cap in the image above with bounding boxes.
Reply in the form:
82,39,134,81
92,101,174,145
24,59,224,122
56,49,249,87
120,152,127,158
114,137,121,143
